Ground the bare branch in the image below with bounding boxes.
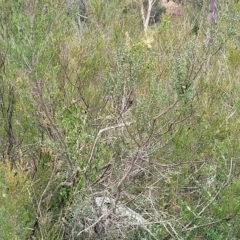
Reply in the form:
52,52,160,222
153,100,179,121
35,80,73,169
183,157,233,231
42,181,73,204
182,217,231,232
84,121,135,174
37,160,57,215
77,214,107,236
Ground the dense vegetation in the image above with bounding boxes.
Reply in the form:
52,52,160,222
1,0,240,239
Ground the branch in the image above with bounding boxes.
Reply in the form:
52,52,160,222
141,100,179,146
153,100,179,121
42,181,73,203
198,157,233,216
183,157,233,231
77,214,107,236
182,217,231,232
35,80,73,169
84,121,135,174
37,161,57,215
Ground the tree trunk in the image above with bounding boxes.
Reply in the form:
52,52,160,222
208,0,217,24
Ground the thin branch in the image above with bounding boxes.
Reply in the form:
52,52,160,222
37,161,57,215
197,157,233,216
77,214,107,236
182,217,231,232
84,121,135,174
76,13,88,20
35,80,73,169
183,157,233,231
42,181,73,203
142,100,179,146
116,149,141,192
153,100,179,121
119,112,140,147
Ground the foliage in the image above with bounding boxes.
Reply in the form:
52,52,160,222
0,157,34,239
1,0,240,239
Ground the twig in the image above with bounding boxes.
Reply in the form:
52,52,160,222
115,149,142,205
42,181,73,203
37,161,57,215
76,13,88,19
77,214,106,236
142,100,180,147
119,112,140,147
182,217,230,232
35,80,73,169
84,121,134,174
153,100,179,121
183,157,233,231
197,157,233,216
